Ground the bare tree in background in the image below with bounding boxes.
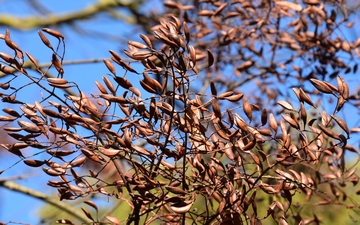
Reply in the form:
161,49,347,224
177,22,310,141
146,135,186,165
1,0,360,224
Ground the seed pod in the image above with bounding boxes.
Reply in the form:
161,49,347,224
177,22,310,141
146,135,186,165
282,114,299,129
243,97,252,122
212,98,222,119
331,114,349,138
188,45,196,65
139,34,153,49
183,22,190,43
128,40,148,49
169,200,193,214
261,108,267,126
226,93,244,102
269,113,278,133
103,59,116,75
17,120,41,133
95,81,108,94
309,78,333,94
47,78,67,85
42,28,64,40
113,76,133,89
25,52,38,68
277,100,293,111
3,108,21,117
207,49,214,67
24,159,45,167
52,53,64,75
299,88,315,107
102,76,116,95
38,30,54,50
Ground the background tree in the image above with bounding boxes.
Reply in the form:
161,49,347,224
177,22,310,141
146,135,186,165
1,0,360,224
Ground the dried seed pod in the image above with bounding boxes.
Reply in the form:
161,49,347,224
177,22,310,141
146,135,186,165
336,76,349,100
210,81,217,96
139,34,153,49
242,97,252,122
25,52,38,68
128,40,148,49
47,78,67,85
5,29,22,54
17,120,41,133
2,108,21,117
330,114,349,138
277,100,294,111
52,53,64,75
261,108,267,126
183,22,190,43
0,52,15,64
169,200,193,214
95,81,108,94
309,78,333,94
207,49,214,67
188,45,196,65
42,28,64,40
113,76,133,89
23,159,45,167
38,30,54,50
318,124,340,140
226,93,244,102
212,98,222,119
103,59,116,75
299,88,315,107
282,114,299,129
218,91,233,99
102,76,116,95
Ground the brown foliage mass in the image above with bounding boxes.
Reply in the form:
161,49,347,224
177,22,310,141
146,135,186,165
1,0,360,224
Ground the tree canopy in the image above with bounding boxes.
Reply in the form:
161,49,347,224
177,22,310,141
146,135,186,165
1,0,360,224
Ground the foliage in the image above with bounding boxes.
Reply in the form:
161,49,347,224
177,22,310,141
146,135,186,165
1,0,360,224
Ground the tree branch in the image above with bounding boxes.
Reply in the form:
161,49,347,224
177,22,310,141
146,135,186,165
0,0,140,30
0,180,91,223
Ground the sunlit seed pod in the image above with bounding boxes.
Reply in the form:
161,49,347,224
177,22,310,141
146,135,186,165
169,200,193,214
242,97,252,122
47,78,68,85
277,100,294,111
98,147,121,157
218,91,233,99
128,40,148,49
139,34,153,49
330,114,349,138
309,78,333,94
25,52,38,68
103,59,116,75
299,88,315,107
2,108,21,117
129,87,141,97
226,93,244,102
102,76,116,95
17,120,41,133
37,30,54,50
42,28,64,40
140,80,157,94
0,52,15,64
95,81,108,94
282,114,299,130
